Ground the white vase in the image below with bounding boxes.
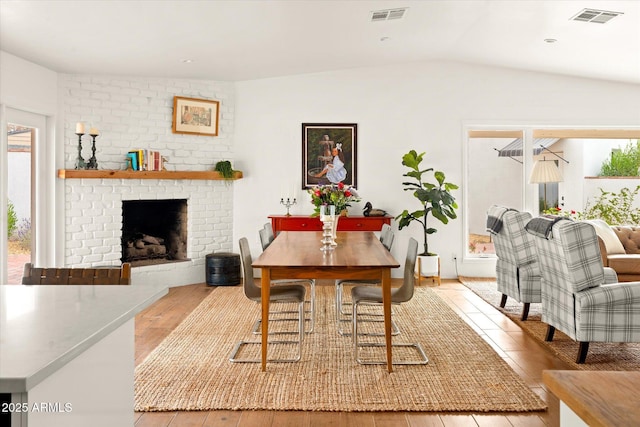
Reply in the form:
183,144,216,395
331,214,339,245
319,205,337,248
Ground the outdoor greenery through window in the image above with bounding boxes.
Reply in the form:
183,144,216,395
7,123,32,259
545,186,640,225
599,139,640,176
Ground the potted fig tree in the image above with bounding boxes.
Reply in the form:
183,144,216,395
395,150,459,277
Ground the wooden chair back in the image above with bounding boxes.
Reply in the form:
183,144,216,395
22,263,131,285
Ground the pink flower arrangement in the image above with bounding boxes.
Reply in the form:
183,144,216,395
308,182,360,217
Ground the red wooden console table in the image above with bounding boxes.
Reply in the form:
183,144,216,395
269,215,391,235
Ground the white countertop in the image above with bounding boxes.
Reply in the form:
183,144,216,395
0,284,168,393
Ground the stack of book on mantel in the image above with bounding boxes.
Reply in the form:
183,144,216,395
127,150,164,171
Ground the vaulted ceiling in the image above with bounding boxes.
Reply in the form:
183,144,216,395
1,0,638,83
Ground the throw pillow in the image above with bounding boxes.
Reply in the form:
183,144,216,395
583,219,626,255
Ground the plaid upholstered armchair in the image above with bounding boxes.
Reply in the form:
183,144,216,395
527,218,640,363
487,206,541,320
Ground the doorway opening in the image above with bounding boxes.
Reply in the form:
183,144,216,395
7,124,33,283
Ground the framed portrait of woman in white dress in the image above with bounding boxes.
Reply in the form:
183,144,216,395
302,123,357,189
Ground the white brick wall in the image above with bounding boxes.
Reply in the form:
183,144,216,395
60,75,236,287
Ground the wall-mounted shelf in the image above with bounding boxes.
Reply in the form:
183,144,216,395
57,169,243,180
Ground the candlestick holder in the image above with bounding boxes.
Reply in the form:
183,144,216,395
75,132,86,170
86,133,98,170
320,219,335,252
319,205,336,252
280,197,297,216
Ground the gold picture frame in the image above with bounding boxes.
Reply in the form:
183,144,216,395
172,96,219,136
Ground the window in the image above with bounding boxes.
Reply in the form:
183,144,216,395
463,126,640,263
465,129,524,257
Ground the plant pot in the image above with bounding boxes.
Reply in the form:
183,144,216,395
417,254,440,276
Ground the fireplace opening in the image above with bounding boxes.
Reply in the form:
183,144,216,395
121,199,189,267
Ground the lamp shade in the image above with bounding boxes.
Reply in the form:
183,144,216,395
529,159,563,183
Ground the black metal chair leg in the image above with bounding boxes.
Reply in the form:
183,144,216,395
521,303,530,321
576,342,589,364
545,325,556,342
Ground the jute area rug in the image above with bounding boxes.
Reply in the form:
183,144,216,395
135,284,546,412
458,277,640,370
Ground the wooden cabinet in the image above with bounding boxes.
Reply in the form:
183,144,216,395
269,215,391,235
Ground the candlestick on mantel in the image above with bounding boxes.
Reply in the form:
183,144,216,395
86,134,98,170
75,132,86,170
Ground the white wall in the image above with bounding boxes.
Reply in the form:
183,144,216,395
0,51,58,115
234,60,640,278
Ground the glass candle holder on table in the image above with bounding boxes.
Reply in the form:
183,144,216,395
320,205,336,251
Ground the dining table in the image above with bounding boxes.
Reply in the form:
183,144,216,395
252,230,400,372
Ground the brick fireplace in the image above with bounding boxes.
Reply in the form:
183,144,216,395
62,177,233,287
59,73,236,287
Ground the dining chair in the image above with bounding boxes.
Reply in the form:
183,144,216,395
334,225,396,335
260,222,275,249
351,237,428,365
229,237,305,363
259,226,316,333
22,263,131,285
380,223,394,251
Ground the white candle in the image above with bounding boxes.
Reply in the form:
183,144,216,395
75,122,85,134
320,205,328,222
89,127,99,136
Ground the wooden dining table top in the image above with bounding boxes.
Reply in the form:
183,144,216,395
253,230,400,372
253,231,399,270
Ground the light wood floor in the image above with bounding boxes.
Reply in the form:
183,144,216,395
134,279,571,427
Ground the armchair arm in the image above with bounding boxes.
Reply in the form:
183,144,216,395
603,267,618,284
575,283,640,342
577,282,640,309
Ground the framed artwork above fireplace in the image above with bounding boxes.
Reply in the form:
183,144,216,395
172,96,219,136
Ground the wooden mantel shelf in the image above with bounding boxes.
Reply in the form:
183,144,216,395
57,169,243,180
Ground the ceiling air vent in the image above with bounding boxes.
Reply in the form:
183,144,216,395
571,8,623,24
371,8,408,22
